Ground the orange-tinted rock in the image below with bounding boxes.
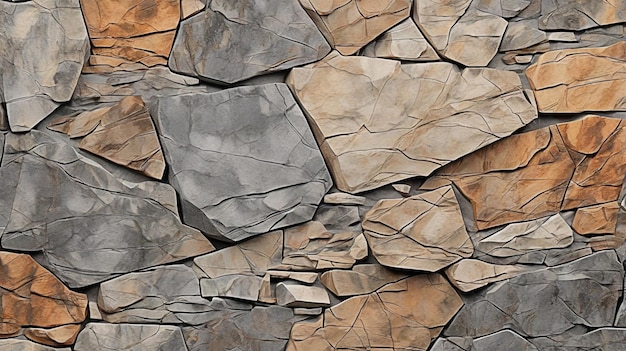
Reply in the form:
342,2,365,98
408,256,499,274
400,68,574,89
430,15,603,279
48,96,165,179
24,325,82,347
287,274,463,351
424,116,626,230
526,42,626,113
0,252,87,336
573,202,620,235
79,0,180,69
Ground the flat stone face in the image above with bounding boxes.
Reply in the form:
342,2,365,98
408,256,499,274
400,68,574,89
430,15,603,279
0,0,89,132
23,325,81,347
425,116,626,230
572,202,620,235
276,282,331,307
0,252,87,336
48,96,165,180
526,42,626,113
200,275,264,302
0,339,71,351
151,83,332,242
531,328,626,349
320,264,409,297
79,0,180,68
287,53,536,193
74,323,187,351
0,132,214,287
500,20,547,52
287,274,463,351
299,0,411,55
363,186,473,271
476,0,530,18
433,330,538,351
445,259,527,292
361,18,439,61
169,0,330,85
539,0,626,30
445,251,623,338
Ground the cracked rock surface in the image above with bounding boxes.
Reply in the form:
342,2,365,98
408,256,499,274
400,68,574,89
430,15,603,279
74,323,187,351
152,83,332,242
361,18,439,61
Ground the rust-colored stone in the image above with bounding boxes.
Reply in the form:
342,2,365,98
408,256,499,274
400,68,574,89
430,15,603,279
573,202,620,235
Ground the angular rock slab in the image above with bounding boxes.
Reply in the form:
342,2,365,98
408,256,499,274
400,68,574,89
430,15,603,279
476,0,530,18
169,0,330,84
363,186,473,271
299,0,411,55
572,202,620,235
526,42,626,113
74,323,187,351
0,0,89,132
445,251,623,338
200,274,264,302
425,116,626,230
0,252,87,336
23,325,81,347
361,18,439,61
151,83,332,242
80,0,180,67
0,339,70,351
97,265,203,324
539,0,626,30
321,264,409,297
531,328,626,350
287,53,536,193
432,330,537,351
287,274,463,351
445,259,527,292
48,96,165,179
0,132,214,287
276,282,330,307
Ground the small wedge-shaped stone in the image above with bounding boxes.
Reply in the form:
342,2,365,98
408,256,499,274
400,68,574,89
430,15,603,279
74,323,187,351
80,0,179,67
321,264,409,296
361,19,439,61
425,116,626,230
300,0,411,55
200,275,264,302
0,252,87,336
432,330,538,351
572,202,620,235
446,251,623,338
539,0,626,30
363,186,473,271
97,265,203,324
0,132,214,287
477,214,573,257
276,282,330,307
287,274,463,351
169,0,330,84
152,83,332,242
283,221,367,270
526,42,626,113
0,339,70,351
0,0,89,132
445,259,527,292
48,96,165,179
287,53,536,193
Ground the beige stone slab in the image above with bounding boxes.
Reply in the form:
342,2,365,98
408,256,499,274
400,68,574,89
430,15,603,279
445,259,528,292
276,283,330,308
321,264,409,296
361,18,439,61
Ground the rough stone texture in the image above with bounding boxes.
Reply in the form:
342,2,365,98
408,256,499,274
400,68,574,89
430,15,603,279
363,186,473,271
361,19,439,61
476,214,573,257
0,132,214,287
97,265,205,324
445,251,623,338
320,264,409,297
169,0,330,85
0,0,89,132
0,339,70,351
572,202,620,235
425,116,626,230
445,259,527,292
531,328,626,350
23,325,81,347
287,274,463,351
79,0,179,68
200,275,264,302
432,330,538,351
500,20,547,52
0,252,87,337
476,0,530,18
74,323,187,351
299,0,411,55
282,221,367,270
539,0,626,31
152,83,331,242
287,53,536,193
183,302,301,351
323,192,366,205
48,96,165,179
526,42,626,113
276,282,330,307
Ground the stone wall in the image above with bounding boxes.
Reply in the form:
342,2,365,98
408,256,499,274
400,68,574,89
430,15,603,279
1,0,626,350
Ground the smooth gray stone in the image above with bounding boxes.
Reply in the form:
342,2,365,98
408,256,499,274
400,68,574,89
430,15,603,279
98,265,205,324
0,0,89,132
445,251,623,338
531,328,626,350
169,0,330,84
0,339,71,351
151,83,332,242
499,20,547,52
183,303,301,351
432,330,537,350
0,131,214,288
74,323,187,351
